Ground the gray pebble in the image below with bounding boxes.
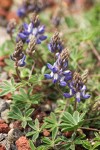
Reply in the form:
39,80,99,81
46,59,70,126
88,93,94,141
0,99,9,115
1,109,10,123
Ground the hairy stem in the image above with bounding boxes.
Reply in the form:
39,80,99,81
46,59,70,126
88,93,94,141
29,61,35,79
74,98,77,111
36,50,45,65
15,62,21,81
80,127,100,132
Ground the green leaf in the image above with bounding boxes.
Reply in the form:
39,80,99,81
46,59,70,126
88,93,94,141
37,146,47,150
0,78,16,96
29,140,36,150
44,113,58,131
12,106,23,117
73,111,79,123
28,122,37,130
35,119,39,130
25,109,34,117
60,111,84,132
8,113,21,120
52,127,58,140
92,142,100,150
62,112,76,125
42,137,52,145
32,132,39,141
26,131,36,137
82,140,91,149
22,120,27,128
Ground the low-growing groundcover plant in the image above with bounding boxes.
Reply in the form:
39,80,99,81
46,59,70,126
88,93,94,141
0,1,100,150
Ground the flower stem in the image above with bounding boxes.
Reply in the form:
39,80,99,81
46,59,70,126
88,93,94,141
36,50,45,65
74,98,77,111
29,61,35,79
15,62,21,81
58,98,69,124
80,127,100,132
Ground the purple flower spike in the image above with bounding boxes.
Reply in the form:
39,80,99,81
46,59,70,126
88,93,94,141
64,72,90,102
17,14,47,44
48,32,64,53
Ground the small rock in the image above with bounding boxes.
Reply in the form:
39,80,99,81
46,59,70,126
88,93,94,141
0,122,9,133
41,104,51,112
0,0,13,9
8,128,23,142
0,144,6,150
13,121,23,130
43,129,50,137
16,136,31,150
0,119,5,124
0,133,7,142
0,99,9,114
1,109,10,123
63,131,73,138
0,8,7,17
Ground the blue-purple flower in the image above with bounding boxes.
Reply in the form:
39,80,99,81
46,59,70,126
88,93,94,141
63,72,90,102
45,49,72,86
11,54,26,67
17,6,27,18
18,22,47,44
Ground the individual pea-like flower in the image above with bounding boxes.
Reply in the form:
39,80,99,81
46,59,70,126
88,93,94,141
10,40,26,67
45,48,72,86
11,54,26,67
63,72,90,102
48,32,64,53
18,13,47,44
17,6,27,18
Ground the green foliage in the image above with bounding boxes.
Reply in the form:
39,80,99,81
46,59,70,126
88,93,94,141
70,48,83,69
12,88,41,108
26,119,45,141
42,136,61,149
8,106,34,128
61,132,86,150
44,112,58,140
82,132,100,150
0,2,100,150
60,111,85,131
65,16,77,28
4,59,15,73
0,77,20,96
0,40,14,56
29,74,44,86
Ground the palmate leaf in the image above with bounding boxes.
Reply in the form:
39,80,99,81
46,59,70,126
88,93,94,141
60,111,84,131
44,112,58,130
0,78,16,96
8,106,23,120
12,88,41,106
26,119,42,142
8,106,33,128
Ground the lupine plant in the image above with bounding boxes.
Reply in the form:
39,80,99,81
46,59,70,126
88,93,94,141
0,1,100,150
